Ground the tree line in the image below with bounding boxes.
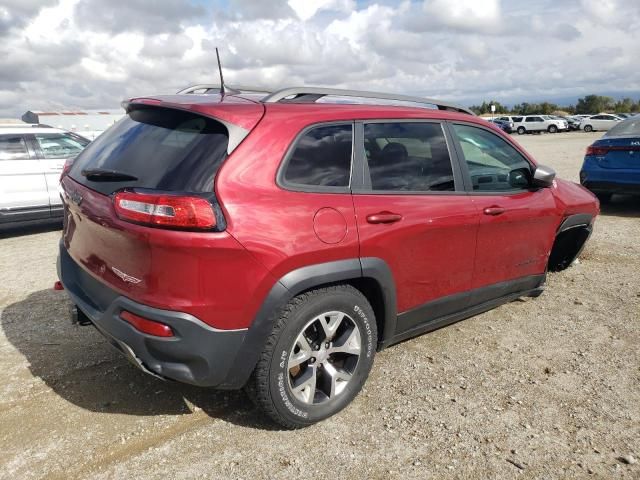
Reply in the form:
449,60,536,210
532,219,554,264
469,95,640,116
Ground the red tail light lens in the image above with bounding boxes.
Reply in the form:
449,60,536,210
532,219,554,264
586,145,608,156
120,311,174,337
113,191,216,230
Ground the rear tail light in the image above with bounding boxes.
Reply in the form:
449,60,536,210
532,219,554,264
120,310,174,337
60,157,75,181
113,191,216,230
586,145,608,156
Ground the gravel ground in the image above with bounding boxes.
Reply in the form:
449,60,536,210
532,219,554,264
0,131,638,479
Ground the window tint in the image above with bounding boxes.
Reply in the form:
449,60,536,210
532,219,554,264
0,135,29,160
35,133,88,159
69,107,229,195
452,124,533,192
363,122,454,192
513,117,523,122
283,124,352,188
605,118,640,137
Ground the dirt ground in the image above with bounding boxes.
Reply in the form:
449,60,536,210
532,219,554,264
0,131,638,479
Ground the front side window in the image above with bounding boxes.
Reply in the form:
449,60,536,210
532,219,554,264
35,133,89,159
282,124,352,188
452,124,533,192
363,122,454,192
0,135,29,160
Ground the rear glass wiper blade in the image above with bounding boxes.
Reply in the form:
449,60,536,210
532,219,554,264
81,168,138,182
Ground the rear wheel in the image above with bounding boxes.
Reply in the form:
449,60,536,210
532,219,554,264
584,125,593,132
246,285,377,428
548,125,558,133
517,126,526,135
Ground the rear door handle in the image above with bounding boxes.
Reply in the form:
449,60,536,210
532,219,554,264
483,206,506,216
366,212,403,224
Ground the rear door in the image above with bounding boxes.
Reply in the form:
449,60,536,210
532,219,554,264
449,122,559,297
352,120,478,335
0,133,50,223
30,132,90,216
525,116,544,131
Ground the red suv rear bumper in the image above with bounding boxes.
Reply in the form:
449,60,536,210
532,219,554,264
57,243,249,388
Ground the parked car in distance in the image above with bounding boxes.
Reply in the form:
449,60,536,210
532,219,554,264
496,115,523,127
555,115,581,131
580,115,640,202
514,115,568,135
0,125,90,226
579,114,623,132
488,118,514,133
56,85,599,428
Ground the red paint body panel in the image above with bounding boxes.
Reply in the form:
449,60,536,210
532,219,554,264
352,194,478,313
60,176,276,329
471,189,559,288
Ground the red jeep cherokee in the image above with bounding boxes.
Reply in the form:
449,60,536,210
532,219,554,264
57,86,599,428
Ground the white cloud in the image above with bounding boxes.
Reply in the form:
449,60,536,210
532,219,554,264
0,0,638,117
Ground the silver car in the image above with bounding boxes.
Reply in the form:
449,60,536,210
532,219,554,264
579,114,623,132
0,126,89,225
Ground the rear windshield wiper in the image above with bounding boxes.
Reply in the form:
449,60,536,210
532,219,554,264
81,168,138,182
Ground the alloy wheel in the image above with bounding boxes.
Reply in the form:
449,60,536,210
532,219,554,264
287,311,362,405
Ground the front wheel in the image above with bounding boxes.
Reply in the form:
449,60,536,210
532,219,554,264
246,285,377,428
517,126,526,135
584,125,593,132
548,125,558,133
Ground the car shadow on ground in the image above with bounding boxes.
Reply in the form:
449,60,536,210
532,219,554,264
1,289,280,430
0,220,62,239
599,195,640,218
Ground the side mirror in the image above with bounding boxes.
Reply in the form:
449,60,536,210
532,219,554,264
532,164,556,188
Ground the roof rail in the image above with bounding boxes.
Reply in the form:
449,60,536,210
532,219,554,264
177,84,273,95
261,87,474,115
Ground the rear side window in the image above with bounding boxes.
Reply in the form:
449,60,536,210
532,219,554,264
35,133,88,159
69,107,229,195
0,135,29,160
282,124,352,189
363,122,454,192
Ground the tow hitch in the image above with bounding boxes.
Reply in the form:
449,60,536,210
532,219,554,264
70,305,92,326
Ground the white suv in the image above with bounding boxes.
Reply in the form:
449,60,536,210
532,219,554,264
579,114,623,132
515,115,568,135
0,125,89,226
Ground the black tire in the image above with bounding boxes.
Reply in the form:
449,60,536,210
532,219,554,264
584,125,593,132
548,125,558,133
595,192,612,204
245,285,377,429
517,126,526,135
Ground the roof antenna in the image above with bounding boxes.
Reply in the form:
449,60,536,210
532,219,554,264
216,47,226,96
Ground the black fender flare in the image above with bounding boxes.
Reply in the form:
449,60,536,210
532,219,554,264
557,213,593,233
219,257,397,389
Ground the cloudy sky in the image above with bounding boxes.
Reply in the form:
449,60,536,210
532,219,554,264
0,0,639,117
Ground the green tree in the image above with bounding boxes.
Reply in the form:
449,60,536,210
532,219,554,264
575,95,615,114
614,97,635,113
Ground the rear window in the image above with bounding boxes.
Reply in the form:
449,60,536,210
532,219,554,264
69,107,229,195
605,118,640,137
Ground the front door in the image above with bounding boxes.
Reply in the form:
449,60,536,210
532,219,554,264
449,122,559,299
352,121,478,334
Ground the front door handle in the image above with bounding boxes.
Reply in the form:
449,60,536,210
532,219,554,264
483,206,506,216
366,212,403,224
